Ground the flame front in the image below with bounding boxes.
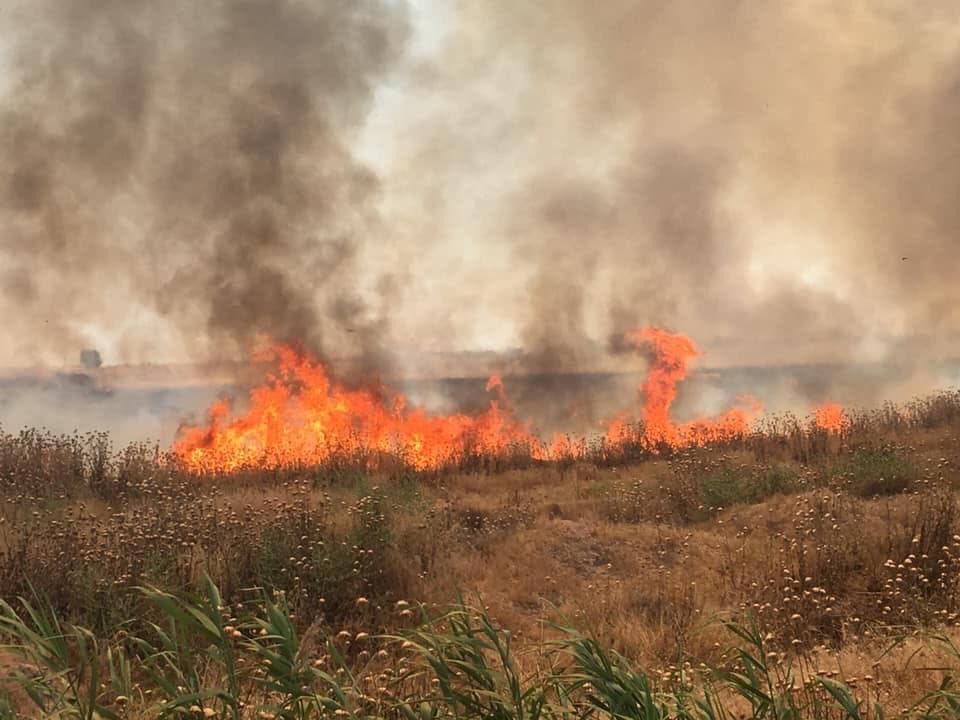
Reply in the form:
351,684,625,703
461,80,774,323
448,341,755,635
603,327,762,450
813,403,847,433
174,328,771,473
174,344,542,472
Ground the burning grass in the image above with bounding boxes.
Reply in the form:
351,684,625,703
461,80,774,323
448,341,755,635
172,329,765,475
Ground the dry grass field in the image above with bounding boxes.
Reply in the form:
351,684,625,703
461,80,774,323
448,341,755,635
1,389,960,718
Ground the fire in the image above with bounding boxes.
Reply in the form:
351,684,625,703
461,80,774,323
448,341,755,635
174,344,542,473
813,402,846,433
603,327,762,450
173,327,768,474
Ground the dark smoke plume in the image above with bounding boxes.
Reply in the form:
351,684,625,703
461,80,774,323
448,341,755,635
0,0,407,367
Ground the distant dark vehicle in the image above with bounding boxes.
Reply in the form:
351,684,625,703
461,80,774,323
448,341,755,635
80,349,103,369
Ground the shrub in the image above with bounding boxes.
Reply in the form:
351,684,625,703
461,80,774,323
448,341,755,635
832,446,916,497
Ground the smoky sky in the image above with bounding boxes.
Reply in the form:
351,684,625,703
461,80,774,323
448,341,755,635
363,0,960,374
0,0,407,367
2,0,960,385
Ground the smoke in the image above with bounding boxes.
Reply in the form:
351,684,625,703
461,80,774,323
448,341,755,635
0,0,408,368
368,0,960,396
0,373,230,446
3,0,960,430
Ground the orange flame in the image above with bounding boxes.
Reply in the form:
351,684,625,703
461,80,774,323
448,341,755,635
813,402,846,433
173,345,542,472
603,327,761,451
174,327,769,473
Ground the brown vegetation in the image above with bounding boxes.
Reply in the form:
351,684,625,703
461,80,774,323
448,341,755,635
1,389,960,716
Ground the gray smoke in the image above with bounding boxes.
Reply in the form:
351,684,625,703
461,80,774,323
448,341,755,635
372,0,960,403
0,0,407,368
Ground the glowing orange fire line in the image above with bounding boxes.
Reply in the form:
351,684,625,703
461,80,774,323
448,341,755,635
813,402,846,433
172,327,819,473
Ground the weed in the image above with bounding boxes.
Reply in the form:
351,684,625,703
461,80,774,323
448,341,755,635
832,446,916,498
